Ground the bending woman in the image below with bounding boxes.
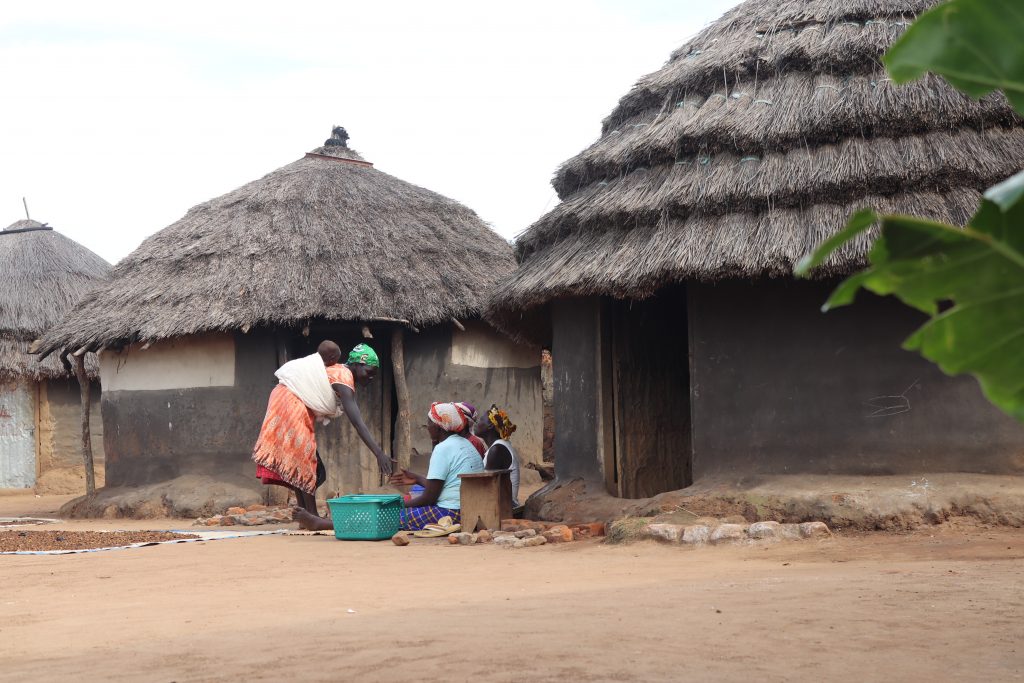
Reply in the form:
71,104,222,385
389,402,484,530
253,341,392,527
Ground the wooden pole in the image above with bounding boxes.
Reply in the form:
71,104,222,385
71,354,96,496
391,327,412,474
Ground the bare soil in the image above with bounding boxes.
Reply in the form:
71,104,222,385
1,493,1022,682
0,530,197,553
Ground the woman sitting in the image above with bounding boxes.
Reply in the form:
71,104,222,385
389,402,484,530
472,404,522,508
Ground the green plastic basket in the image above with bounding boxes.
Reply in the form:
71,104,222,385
327,494,403,540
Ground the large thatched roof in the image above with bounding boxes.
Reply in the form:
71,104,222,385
38,129,515,355
488,0,1024,341
0,220,110,380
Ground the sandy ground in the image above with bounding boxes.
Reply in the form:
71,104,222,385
1,494,1023,682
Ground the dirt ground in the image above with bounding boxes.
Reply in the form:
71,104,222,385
1,494,1022,682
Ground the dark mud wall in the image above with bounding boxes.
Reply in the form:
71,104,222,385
404,321,542,472
100,332,276,487
689,279,1024,478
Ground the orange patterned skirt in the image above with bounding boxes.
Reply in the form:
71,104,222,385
252,384,320,494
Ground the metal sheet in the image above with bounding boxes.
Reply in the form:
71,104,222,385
0,380,36,488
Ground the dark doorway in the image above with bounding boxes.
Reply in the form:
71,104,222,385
607,284,692,497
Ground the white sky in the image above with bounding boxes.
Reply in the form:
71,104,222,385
1,1,739,264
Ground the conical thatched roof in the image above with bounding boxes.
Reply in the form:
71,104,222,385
38,129,515,355
0,220,110,380
488,0,1024,341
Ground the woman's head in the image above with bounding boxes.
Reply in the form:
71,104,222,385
477,404,516,442
346,343,380,386
427,402,468,442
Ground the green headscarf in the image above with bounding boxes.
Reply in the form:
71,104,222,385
347,343,380,368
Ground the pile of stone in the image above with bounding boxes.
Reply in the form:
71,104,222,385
627,518,831,546
392,519,607,549
193,505,293,527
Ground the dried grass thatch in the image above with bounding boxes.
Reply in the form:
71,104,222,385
38,131,515,356
488,0,1024,341
0,220,110,380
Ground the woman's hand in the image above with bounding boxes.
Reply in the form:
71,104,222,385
376,452,394,476
388,469,418,487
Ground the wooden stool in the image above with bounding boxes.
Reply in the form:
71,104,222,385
458,470,513,532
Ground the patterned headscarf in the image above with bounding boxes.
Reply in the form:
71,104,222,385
428,402,468,433
348,343,380,368
487,404,516,440
455,402,477,425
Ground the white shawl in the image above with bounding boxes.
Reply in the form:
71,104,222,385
275,353,343,424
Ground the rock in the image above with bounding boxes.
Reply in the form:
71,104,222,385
475,530,493,544
205,516,221,526
748,521,781,540
573,522,606,538
682,525,711,545
493,535,518,546
450,532,475,545
448,534,461,545
245,504,267,512
710,524,746,545
391,532,410,546
219,515,238,526
193,518,207,526
543,525,575,543
799,521,832,538
512,536,547,549
226,507,247,516
642,523,685,543
514,529,537,539
777,524,803,540
239,516,263,526
270,509,292,523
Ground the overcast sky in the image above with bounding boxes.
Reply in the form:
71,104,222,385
1,0,739,264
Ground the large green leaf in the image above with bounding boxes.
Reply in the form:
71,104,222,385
796,187,1024,422
884,0,1024,114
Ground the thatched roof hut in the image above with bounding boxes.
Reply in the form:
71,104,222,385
39,129,515,356
38,129,543,514
0,219,109,380
489,0,1024,342
493,0,1024,502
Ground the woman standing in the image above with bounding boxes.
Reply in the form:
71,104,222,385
254,341,392,524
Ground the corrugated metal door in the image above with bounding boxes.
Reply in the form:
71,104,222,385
0,380,36,488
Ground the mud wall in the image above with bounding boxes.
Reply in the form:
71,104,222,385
35,379,105,493
99,332,275,488
404,321,543,471
689,279,1024,477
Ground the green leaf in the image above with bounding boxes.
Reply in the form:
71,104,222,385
794,208,878,277
884,0,1024,114
799,204,1024,422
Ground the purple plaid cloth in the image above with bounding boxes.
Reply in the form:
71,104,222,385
400,505,461,531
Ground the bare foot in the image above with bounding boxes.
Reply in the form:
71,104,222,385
292,507,333,531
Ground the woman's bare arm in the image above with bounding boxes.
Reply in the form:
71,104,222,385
335,384,392,475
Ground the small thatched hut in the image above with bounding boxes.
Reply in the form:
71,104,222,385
0,219,110,491
488,0,1024,499
38,129,542,510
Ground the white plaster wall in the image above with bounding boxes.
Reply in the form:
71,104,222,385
101,333,236,392
450,321,539,369
0,379,36,488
